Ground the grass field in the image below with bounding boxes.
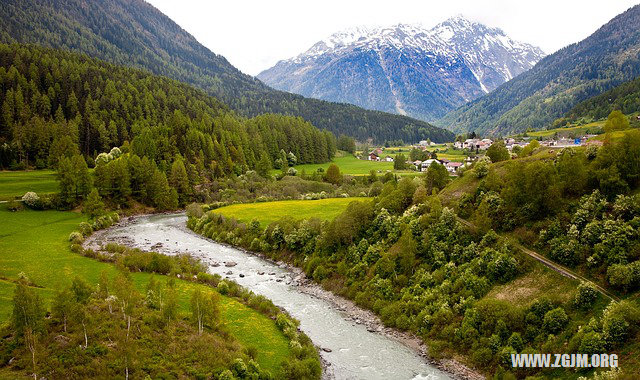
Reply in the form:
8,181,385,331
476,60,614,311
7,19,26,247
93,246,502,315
525,121,605,138
212,198,359,227
0,170,58,200
280,150,466,177
0,205,290,373
275,154,400,176
590,127,640,142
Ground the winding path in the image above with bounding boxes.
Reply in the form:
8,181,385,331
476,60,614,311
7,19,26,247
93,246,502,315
454,216,619,302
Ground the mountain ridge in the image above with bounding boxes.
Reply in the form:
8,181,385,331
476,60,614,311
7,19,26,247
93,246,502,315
437,5,640,135
0,0,454,143
258,16,545,121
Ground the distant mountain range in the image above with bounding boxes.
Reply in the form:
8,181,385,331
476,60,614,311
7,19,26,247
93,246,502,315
438,5,640,136
258,16,545,122
0,0,454,143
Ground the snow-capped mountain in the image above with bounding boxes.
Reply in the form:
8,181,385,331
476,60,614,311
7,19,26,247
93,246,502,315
258,16,545,122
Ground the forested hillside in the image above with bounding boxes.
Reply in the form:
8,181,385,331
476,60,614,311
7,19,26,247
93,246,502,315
0,43,335,173
438,4,640,135
189,129,640,378
0,0,454,144
565,76,640,122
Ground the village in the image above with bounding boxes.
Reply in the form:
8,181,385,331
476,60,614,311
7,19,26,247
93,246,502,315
363,133,604,176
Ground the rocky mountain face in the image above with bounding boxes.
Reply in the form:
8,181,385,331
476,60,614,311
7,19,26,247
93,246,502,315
258,16,545,121
439,5,640,136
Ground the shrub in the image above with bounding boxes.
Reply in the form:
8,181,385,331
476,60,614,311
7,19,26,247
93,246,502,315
508,332,524,353
543,308,568,334
474,157,490,178
78,222,93,237
7,200,24,212
579,332,605,355
21,192,41,209
109,147,122,159
472,347,493,367
95,152,112,166
68,231,84,244
574,282,598,309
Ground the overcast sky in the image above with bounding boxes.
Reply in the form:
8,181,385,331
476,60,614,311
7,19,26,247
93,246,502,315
146,0,639,76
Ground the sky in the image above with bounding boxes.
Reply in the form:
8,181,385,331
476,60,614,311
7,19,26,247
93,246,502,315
146,0,639,76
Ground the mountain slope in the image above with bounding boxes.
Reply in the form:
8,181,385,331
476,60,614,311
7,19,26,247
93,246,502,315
565,76,640,122
258,17,544,121
0,0,454,143
438,5,640,135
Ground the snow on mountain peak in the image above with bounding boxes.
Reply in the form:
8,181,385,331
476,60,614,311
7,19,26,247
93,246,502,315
259,15,545,122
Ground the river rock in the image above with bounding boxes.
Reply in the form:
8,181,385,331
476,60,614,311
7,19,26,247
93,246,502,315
226,271,233,275
225,261,237,267
322,347,332,353
269,272,276,275
239,273,245,278
211,262,220,267
258,271,265,275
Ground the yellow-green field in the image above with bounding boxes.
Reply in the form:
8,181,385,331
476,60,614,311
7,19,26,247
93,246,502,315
276,154,401,176
211,198,360,226
590,127,640,142
0,170,58,200
0,205,290,372
281,149,465,176
525,121,604,138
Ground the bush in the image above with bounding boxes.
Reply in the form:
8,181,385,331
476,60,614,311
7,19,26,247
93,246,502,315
78,222,93,237
68,231,84,244
472,347,493,367
543,308,569,334
579,332,605,355
109,147,122,159
7,200,24,212
574,282,598,309
474,157,490,178
21,192,41,209
95,152,113,166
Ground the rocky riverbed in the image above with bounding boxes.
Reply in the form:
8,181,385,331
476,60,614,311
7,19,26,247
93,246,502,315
84,213,484,380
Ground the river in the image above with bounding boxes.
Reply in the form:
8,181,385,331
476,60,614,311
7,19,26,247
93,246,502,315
94,213,453,380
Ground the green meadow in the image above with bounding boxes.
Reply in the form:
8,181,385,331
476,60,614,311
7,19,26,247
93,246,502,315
275,154,398,175
0,205,290,373
0,170,58,200
211,198,359,227
524,121,605,138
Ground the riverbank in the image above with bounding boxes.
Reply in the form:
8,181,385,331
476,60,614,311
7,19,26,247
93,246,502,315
84,212,486,380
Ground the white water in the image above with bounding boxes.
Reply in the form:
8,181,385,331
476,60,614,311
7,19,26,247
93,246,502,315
100,213,451,380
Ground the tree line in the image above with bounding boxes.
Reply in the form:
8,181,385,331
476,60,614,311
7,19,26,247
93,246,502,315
0,0,455,144
189,175,640,378
3,272,272,379
0,43,336,174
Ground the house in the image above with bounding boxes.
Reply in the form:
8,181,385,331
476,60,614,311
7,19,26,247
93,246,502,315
384,155,394,162
454,141,463,149
463,138,493,151
368,152,380,161
420,159,442,172
445,161,463,174
418,140,437,147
